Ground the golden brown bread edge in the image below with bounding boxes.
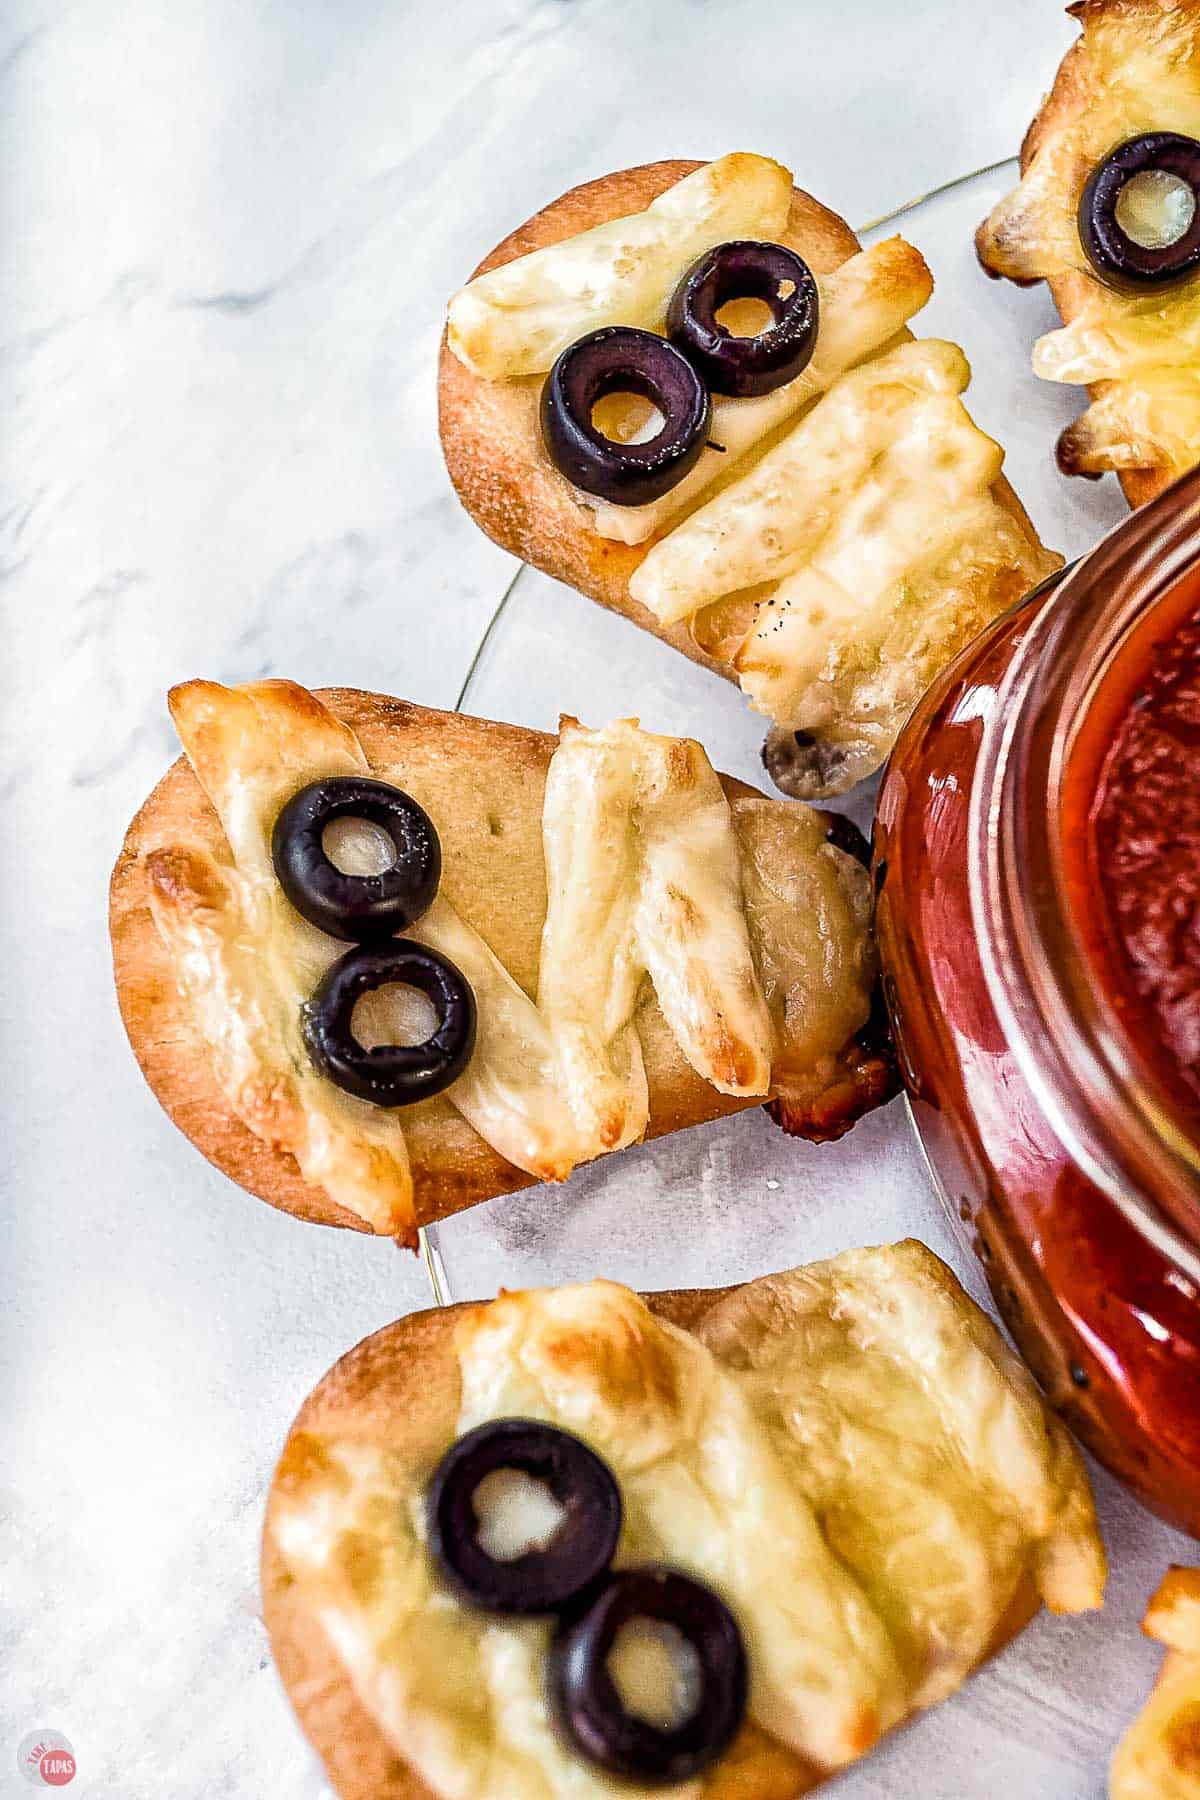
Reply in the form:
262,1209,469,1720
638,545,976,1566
109,687,893,1239
261,1282,1042,1800
976,12,1164,511
439,158,1051,686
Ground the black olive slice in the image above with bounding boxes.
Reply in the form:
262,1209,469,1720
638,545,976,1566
272,777,441,942
426,1420,622,1615
668,241,819,397
302,940,475,1106
540,327,711,506
549,1566,748,1785
1079,133,1200,288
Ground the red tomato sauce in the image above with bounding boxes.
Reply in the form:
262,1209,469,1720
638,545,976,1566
1064,575,1200,1133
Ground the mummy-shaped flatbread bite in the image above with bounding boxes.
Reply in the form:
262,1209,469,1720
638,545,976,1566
440,154,1059,798
263,1242,1106,1800
977,0,1200,506
109,680,892,1243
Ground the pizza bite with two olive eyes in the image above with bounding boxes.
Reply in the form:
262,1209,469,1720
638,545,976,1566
1110,1567,1200,1799
109,679,891,1245
977,0,1200,506
439,154,1060,798
262,1241,1106,1800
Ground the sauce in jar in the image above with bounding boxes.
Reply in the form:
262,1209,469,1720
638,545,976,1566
1063,580,1200,1133
875,477,1200,1536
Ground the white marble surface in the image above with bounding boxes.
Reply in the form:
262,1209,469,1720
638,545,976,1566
2,2,1191,1796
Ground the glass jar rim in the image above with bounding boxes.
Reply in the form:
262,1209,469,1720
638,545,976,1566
969,467,1200,1284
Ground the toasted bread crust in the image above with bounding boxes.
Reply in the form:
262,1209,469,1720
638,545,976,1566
261,1282,1039,1800
110,688,888,1237
440,160,1050,691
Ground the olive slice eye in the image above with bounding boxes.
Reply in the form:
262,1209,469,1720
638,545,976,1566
1079,133,1200,288
540,326,711,507
548,1566,748,1784
272,776,441,942
668,240,819,398
302,940,476,1106
426,1420,623,1615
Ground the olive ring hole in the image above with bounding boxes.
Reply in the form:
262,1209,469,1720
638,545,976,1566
302,941,476,1107
1115,168,1197,251
590,389,668,446
322,815,399,877
606,1617,704,1734
471,1467,568,1563
349,980,441,1051
713,295,778,337
426,1420,623,1615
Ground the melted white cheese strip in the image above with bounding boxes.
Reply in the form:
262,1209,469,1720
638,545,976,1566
539,718,773,1105
628,726,773,1094
408,894,592,1183
1033,297,1200,383
1054,366,1200,478
455,1283,906,1771
147,854,417,1235
272,1436,684,1800
537,718,648,1152
152,683,806,1234
630,339,972,624
613,338,1053,746
269,1260,1103,1797
447,154,792,380
1025,278,1200,483
147,686,416,1232
696,1246,1107,1707
585,237,934,546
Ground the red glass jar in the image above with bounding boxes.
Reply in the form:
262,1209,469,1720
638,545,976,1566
875,470,1200,1536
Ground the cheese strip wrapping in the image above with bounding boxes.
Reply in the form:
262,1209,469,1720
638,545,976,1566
146,683,415,1234
538,717,773,1150
627,340,1057,755
630,340,975,625
447,153,792,380
1056,368,1200,481
583,237,934,546
147,681,869,1237
269,1249,1105,1800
